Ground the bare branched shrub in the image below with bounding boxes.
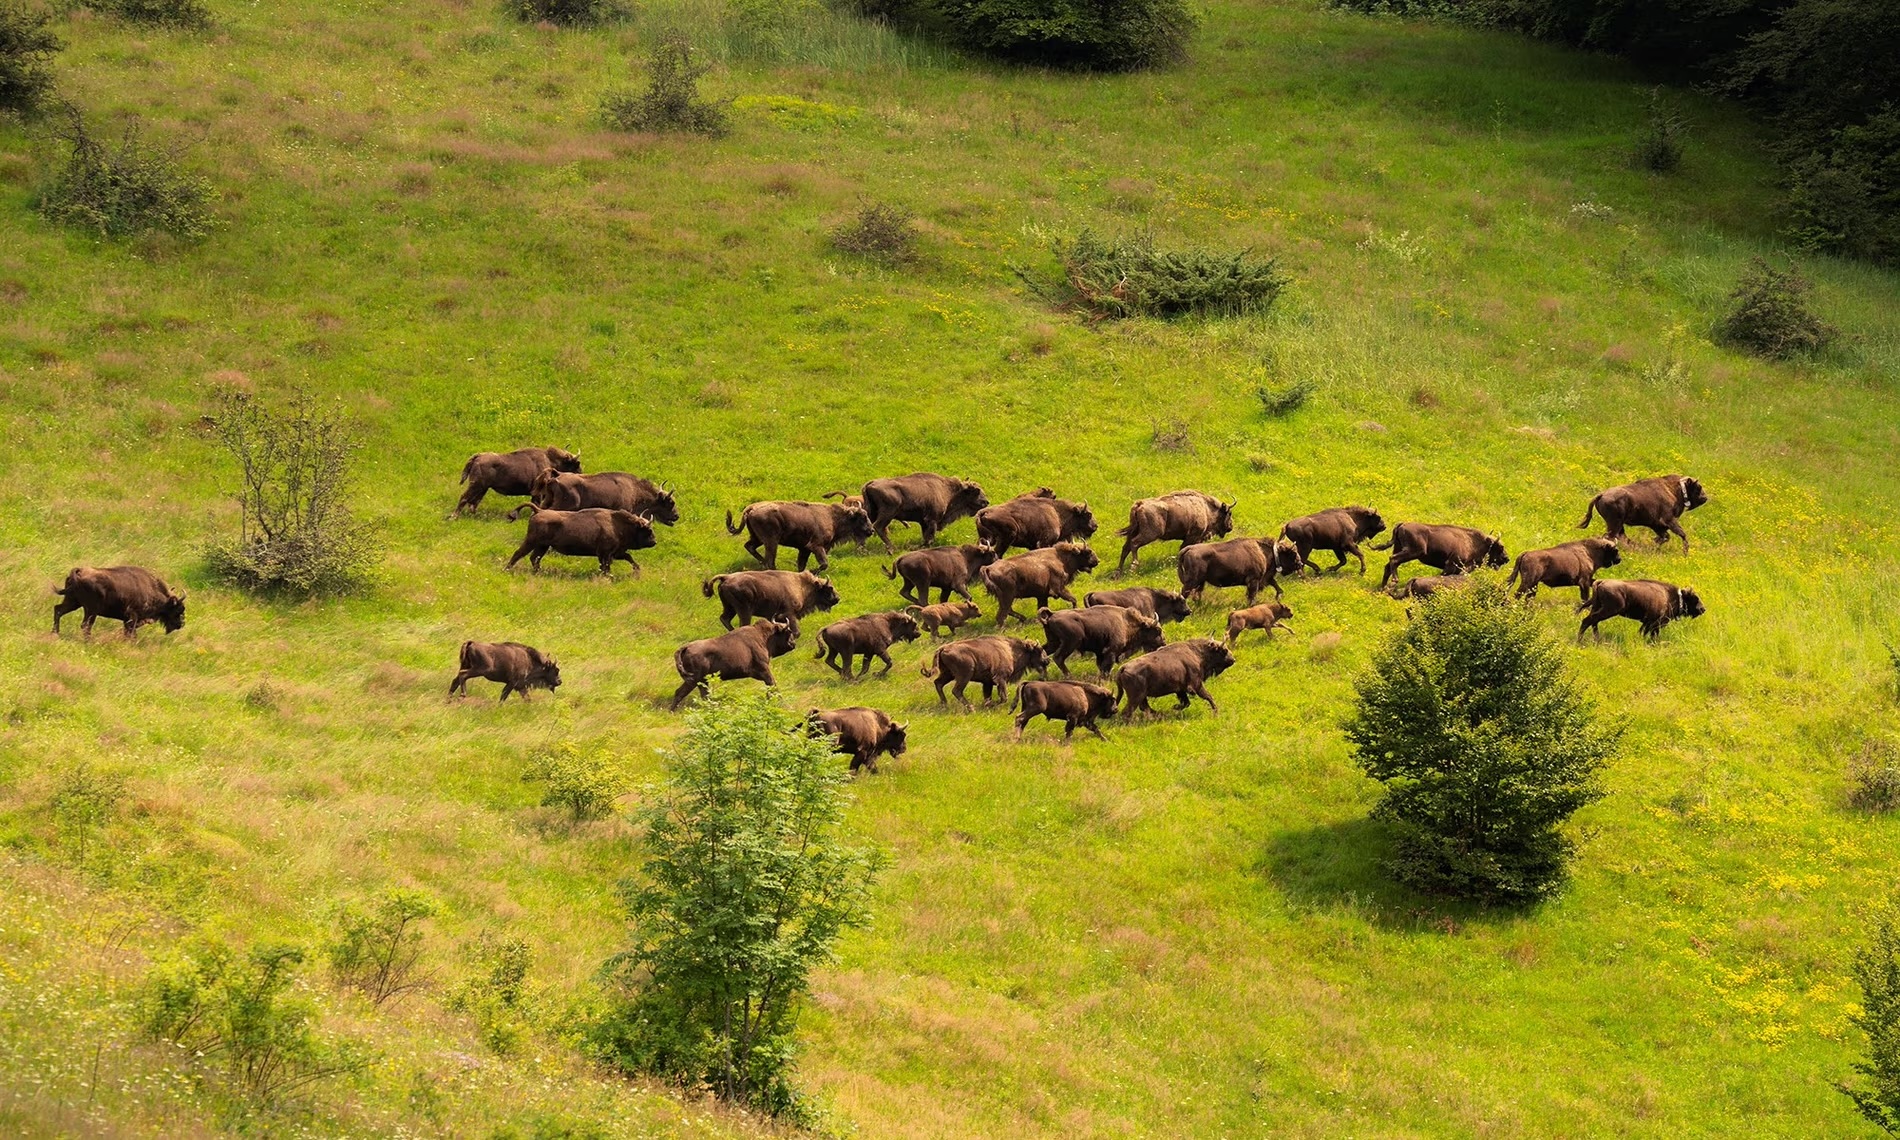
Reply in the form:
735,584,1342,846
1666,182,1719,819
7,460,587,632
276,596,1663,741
205,388,381,596
830,202,918,264
1149,419,1191,452
600,35,728,137
1715,258,1837,358
327,889,435,1006
0,4,62,116
35,110,216,240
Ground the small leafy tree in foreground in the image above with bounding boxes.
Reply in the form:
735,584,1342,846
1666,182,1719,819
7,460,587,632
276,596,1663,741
0,3,62,116
600,34,728,137
326,889,435,1005
590,687,881,1120
524,740,631,821
1840,894,1900,1133
1343,578,1621,904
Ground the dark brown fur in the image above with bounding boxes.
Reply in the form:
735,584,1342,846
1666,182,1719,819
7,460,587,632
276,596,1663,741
52,566,185,639
506,507,655,574
1116,491,1234,572
1373,523,1508,590
807,706,908,774
980,542,1101,627
920,636,1050,707
975,490,1097,557
850,473,989,551
813,611,921,677
1114,639,1236,717
1576,579,1706,642
1177,537,1302,604
702,570,840,629
508,470,678,525
1011,681,1117,741
883,543,998,605
726,499,876,571
1280,506,1386,575
1388,574,1470,600
457,446,580,514
1037,604,1165,675
450,641,561,702
1083,586,1192,624
670,621,798,709
1580,475,1708,551
1507,538,1622,599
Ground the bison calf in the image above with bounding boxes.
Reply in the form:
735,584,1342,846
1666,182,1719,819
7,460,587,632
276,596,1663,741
1580,475,1708,551
1577,579,1706,643
1115,639,1236,717
450,641,561,702
1225,602,1293,646
884,543,998,606
921,636,1049,708
671,621,798,709
1037,604,1164,675
813,611,921,677
1011,681,1117,742
1083,586,1192,624
52,566,186,639
1388,574,1469,600
908,601,982,637
1508,538,1621,600
808,707,909,774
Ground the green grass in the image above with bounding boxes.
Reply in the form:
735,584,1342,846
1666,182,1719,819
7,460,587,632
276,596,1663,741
2,0,1899,1134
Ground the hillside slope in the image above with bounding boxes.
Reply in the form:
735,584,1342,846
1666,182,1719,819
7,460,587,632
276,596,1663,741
2,0,1898,1135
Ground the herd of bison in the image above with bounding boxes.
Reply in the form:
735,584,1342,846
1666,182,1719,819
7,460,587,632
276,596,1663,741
49,448,1711,772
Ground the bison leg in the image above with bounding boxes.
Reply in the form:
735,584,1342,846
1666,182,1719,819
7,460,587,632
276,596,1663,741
1578,574,1594,602
1192,681,1218,712
1011,711,1030,741
795,547,812,571
1665,520,1689,551
758,665,778,687
505,542,535,569
935,676,952,705
1642,619,1664,642
1083,718,1107,741
1051,584,1078,609
670,676,705,710
529,548,547,572
498,682,516,702
950,677,972,708
871,648,893,676
1378,555,1411,590
456,485,487,514
746,536,770,566
450,670,475,697
1577,614,1604,643
52,598,81,634
1347,545,1368,575
978,680,995,704
122,617,143,639
81,611,98,639
1118,538,1142,574
994,596,1016,628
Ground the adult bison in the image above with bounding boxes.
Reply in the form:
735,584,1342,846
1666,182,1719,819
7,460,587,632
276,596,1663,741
1387,574,1469,600
884,543,998,605
670,621,798,709
920,636,1049,707
51,567,185,639
1225,601,1294,646
1011,681,1117,742
726,499,875,571
703,570,840,629
1083,586,1192,624
457,446,581,514
1177,537,1302,604
1116,491,1234,572
1577,579,1706,643
1280,506,1386,575
975,490,1097,557
508,471,678,526
1507,538,1622,600
450,641,561,702
506,507,655,574
807,707,908,774
1580,475,1709,551
845,473,990,551
813,611,921,677
1373,523,1507,590
1037,604,1165,676
1114,639,1236,717
980,543,1100,627
908,600,983,638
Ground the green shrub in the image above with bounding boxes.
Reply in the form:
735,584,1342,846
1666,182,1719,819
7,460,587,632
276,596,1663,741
204,387,381,596
928,0,1196,70
1840,893,1900,1133
326,889,434,1005
830,201,918,265
447,933,534,1055
85,0,211,28
1256,377,1315,416
35,111,217,240
512,0,621,26
0,3,61,116
524,741,631,821
1850,738,1900,813
1714,257,1837,359
49,760,126,865
1343,578,1622,904
600,34,728,137
590,688,882,1120
141,939,364,1105
1021,228,1288,320
1633,87,1687,173
1889,642,1900,702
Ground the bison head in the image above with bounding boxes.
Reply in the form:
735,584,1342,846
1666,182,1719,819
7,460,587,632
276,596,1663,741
1585,538,1622,568
1151,591,1192,624
1024,487,1056,499
888,612,920,642
951,601,982,622
1681,477,1709,511
1213,499,1235,538
611,511,659,549
881,722,909,758
1017,640,1052,676
527,654,562,692
842,504,876,545
1084,684,1118,719
953,480,990,514
966,543,1000,570
1353,507,1387,541
1676,587,1706,619
808,577,842,613
1204,641,1238,676
1070,503,1099,539
762,620,799,656
1131,614,1166,653
1055,542,1100,574
158,591,187,634
549,447,582,474
1268,538,1303,575
649,486,680,526
1482,536,1508,569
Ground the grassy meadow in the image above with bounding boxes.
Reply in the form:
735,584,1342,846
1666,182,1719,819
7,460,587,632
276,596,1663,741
3,0,1900,1134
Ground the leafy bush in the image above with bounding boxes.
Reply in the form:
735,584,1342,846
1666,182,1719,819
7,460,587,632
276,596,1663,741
600,34,728,137
830,202,918,265
1714,257,1837,359
448,933,534,1054
1840,893,1900,1133
49,760,126,865
141,939,364,1105
35,111,217,240
204,387,381,596
326,889,434,1005
1850,738,1900,813
590,688,882,1119
1021,228,1288,320
0,3,61,116
1256,377,1315,416
926,0,1196,70
1633,87,1687,173
85,0,211,29
512,0,621,25
1343,578,1622,904
524,741,631,821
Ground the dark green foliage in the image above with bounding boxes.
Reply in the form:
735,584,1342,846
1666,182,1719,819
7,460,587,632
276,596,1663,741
1022,228,1288,320
1343,579,1621,904
523,741,629,821
205,387,382,596
1715,258,1837,359
1633,87,1687,173
35,111,217,240
0,3,61,116
326,889,434,1006
87,0,211,28
447,933,535,1055
1841,895,1900,1133
590,688,881,1119
600,34,728,137
830,201,918,264
1257,377,1316,416
512,0,621,26
925,0,1197,70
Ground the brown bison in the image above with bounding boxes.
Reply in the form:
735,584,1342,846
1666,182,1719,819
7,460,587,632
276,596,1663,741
703,570,840,629
1037,604,1165,675
1225,601,1294,646
52,566,186,639
1116,491,1235,572
920,636,1049,707
975,490,1097,557
1388,574,1470,600
671,620,798,709
457,446,581,514
1373,523,1507,590
807,707,908,774
1178,537,1302,604
1577,579,1706,643
1580,475,1709,550
1083,586,1192,624
884,543,999,605
506,507,655,574
507,471,678,526
1280,506,1386,575
726,499,875,571
846,473,990,551
1011,681,1118,742
980,542,1100,627
908,600,983,637
1114,639,1236,717
813,611,921,677
1507,538,1622,600
450,641,561,702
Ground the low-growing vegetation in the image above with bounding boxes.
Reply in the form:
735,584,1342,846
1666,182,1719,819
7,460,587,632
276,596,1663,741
1256,376,1315,416
1841,894,1900,1133
1021,228,1288,320
920,0,1197,69
512,0,622,26
600,34,729,137
829,201,918,264
1716,257,1838,358
523,741,631,821
83,0,211,29
326,888,435,1006
34,111,215,239
0,2,60,116
1850,738,1900,814
1633,87,1688,173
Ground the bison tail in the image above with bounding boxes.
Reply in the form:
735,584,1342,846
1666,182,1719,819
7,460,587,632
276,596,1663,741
1368,537,1394,551
1035,606,1054,625
1115,523,1135,538
919,650,939,679
459,456,476,484
724,508,745,536
1577,496,1600,529
881,563,896,579
701,575,724,598
458,640,475,667
1008,686,1022,713
811,631,830,660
